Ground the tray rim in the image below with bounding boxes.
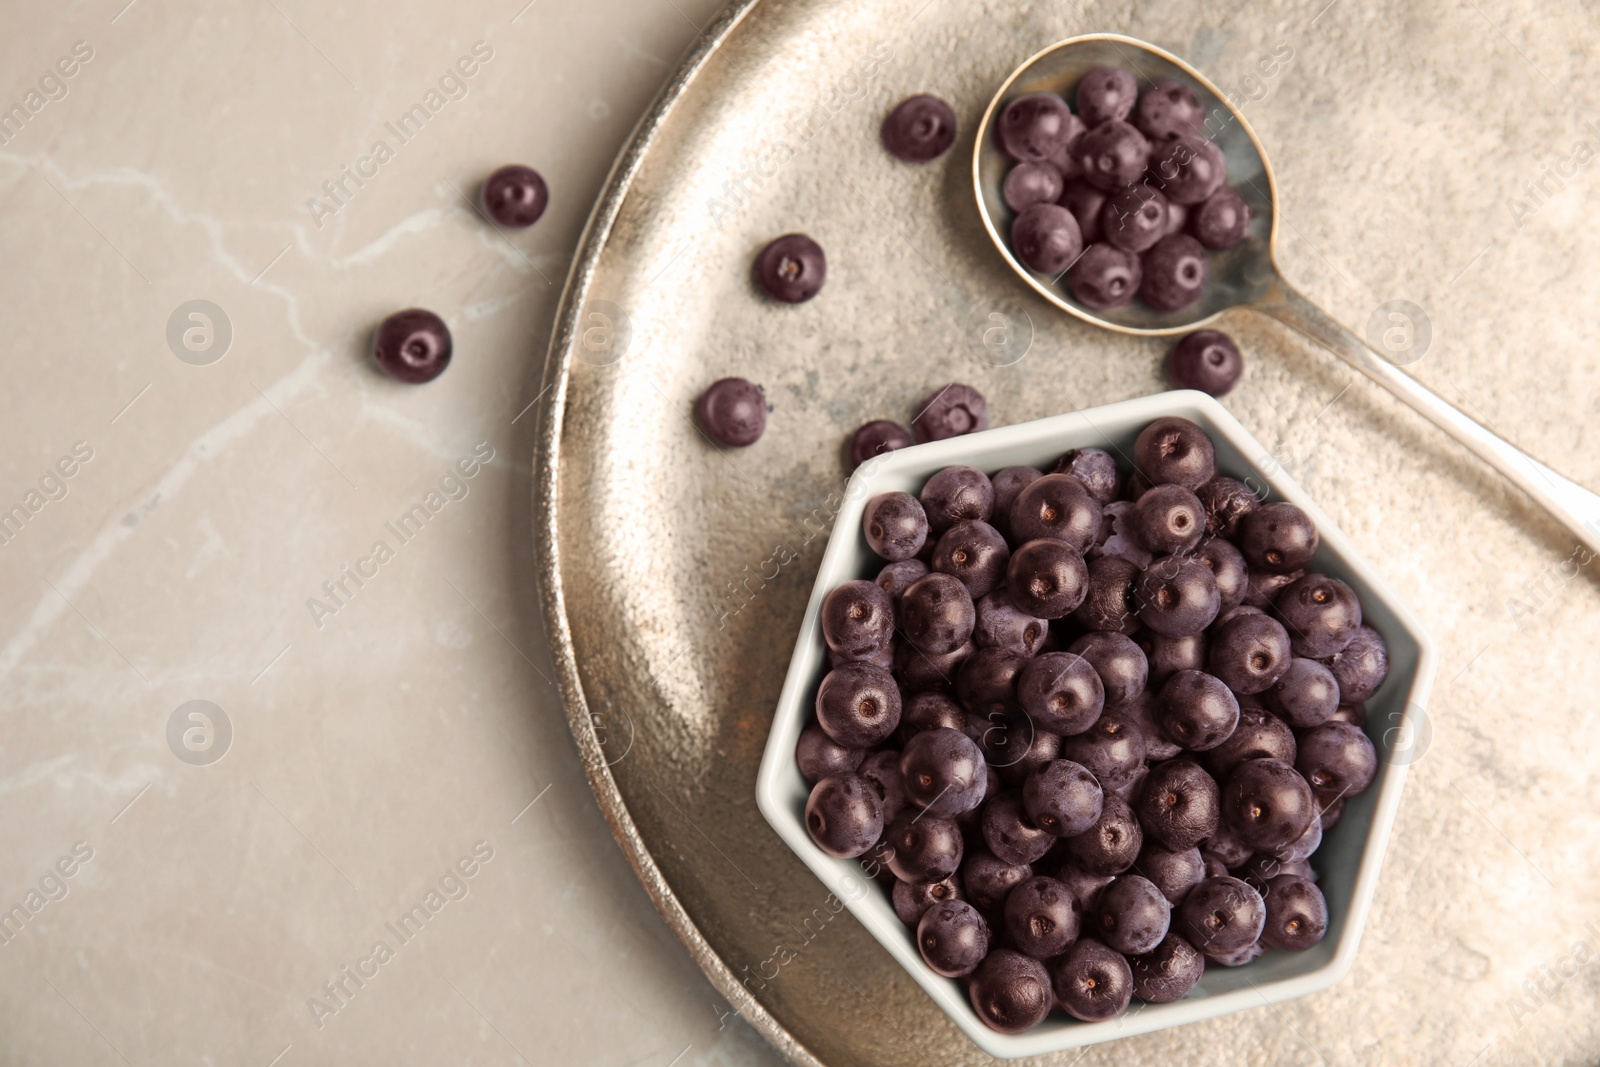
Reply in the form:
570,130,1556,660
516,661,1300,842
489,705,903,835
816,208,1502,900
531,0,828,1064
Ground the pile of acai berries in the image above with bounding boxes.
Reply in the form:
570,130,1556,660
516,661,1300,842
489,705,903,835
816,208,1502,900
795,417,1388,1032
997,67,1252,313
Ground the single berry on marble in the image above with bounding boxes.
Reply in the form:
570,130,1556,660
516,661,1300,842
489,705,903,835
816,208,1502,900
695,377,768,447
756,233,827,303
882,94,958,162
912,383,988,442
373,309,452,384
850,420,913,467
1167,329,1243,396
480,164,549,227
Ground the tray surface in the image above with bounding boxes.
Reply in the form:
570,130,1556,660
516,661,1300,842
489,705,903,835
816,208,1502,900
534,0,1600,1063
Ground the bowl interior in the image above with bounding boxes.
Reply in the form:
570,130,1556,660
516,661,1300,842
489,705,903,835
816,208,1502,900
756,391,1435,1057
973,35,1281,335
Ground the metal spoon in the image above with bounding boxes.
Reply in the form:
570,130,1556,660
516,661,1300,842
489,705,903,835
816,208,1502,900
974,33,1600,557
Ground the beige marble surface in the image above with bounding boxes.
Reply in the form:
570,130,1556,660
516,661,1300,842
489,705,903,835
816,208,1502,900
0,1,786,1064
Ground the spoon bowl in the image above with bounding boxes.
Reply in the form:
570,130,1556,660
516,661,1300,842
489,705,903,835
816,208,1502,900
974,33,1600,557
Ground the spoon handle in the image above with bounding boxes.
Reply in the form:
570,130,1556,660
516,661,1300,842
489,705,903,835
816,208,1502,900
1259,281,1600,558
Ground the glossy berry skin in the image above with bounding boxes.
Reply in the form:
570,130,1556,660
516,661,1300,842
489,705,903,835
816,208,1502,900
990,467,1045,537
1058,180,1108,243
1135,80,1206,142
961,848,1033,914
893,876,961,926
1017,652,1105,735
1007,539,1090,620
756,233,826,303
898,691,966,744
815,663,902,748
969,949,1054,1034
1096,874,1171,955
1054,448,1120,504
1223,758,1316,851
997,93,1081,163
1329,702,1367,729
1150,135,1227,204
1067,632,1147,706
862,491,929,562
1011,203,1084,274
1168,329,1243,396
805,774,884,858
973,589,1049,657
876,558,929,603
1135,417,1216,490
1023,759,1104,837
1052,938,1133,1022
1244,565,1303,609
1157,670,1240,752
1191,185,1251,249
1178,875,1265,959
1136,557,1221,637
900,573,976,655
480,164,549,227
921,466,995,534
1010,474,1102,551
900,727,988,818
992,717,1063,787
1296,721,1378,801
1102,186,1171,253
1261,874,1328,951
795,724,863,783
1265,656,1340,728
1076,66,1139,125
373,309,452,383
1135,758,1220,850
982,789,1056,866
821,579,894,661
885,811,965,882
1005,874,1082,959
956,648,1026,716
1067,242,1141,310
1139,234,1210,312
1065,793,1143,875
918,899,990,976
1194,536,1249,612
1072,120,1151,192
1238,502,1319,574
1196,475,1259,539
696,377,768,446
894,639,974,694
1003,161,1066,212
1274,573,1362,658
1129,931,1205,1002
1204,704,1296,779
1138,630,1207,690
933,521,1011,600
850,420,913,467
1132,843,1205,905
882,94,958,162
912,383,987,442
1207,611,1292,694
1326,625,1390,703
1132,484,1206,555
1119,691,1182,762
1071,557,1142,636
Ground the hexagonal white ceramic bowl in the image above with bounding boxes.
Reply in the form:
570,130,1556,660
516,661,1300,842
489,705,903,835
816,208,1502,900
755,390,1437,1058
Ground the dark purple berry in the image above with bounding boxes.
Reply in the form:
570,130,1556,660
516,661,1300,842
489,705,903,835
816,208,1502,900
1274,573,1361,657
982,789,1055,866
1023,759,1104,837
1319,795,1347,830
850,420,912,467
899,573,976,655
918,899,990,976
1119,690,1182,762
961,848,1033,914
1054,448,1120,504
1134,80,1206,143
1129,932,1205,1002
1009,474,1102,551
795,723,863,784
973,589,1049,657
373,308,452,384
1149,135,1227,205
1178,874,1265,959
1132,844,1205,905
1207,611,1292,694
1064,792,1143,875
912,383,987,442
1326,625,1389,703
1010,203,1084,274
1007,539,1090,620
695,377,768,446
480,164,548,228
885,811,965,882
876,558,929,604
1138,630,1207,689
1261,874,1328,950
1132,484,1206,556
1265,656,1340,728
1196,476,1259,539
1003,161,1066,212
1071,556,1142,636
821,579,894,661
968,949,1053,1034
1168,329,1243,396
893,876,961,926
1076,66,1139,125
1017,652,1105,735
1096,873,1171,955
756,233,826,303
1051,938,1133,1021
859,749,909,823
1244,565,1304,609
1005,875,1082,959
1238,502,1319,573
997,93,1082,163
882,94,958,162
1203,819,1254,870
990,467,1045,537
1330,702,1367,728
1157,670,1239,752
1139,233,1209,312
1223,758,1316,851
933,521,1010,600
956,647,1026,716
1067,631,1147,706
898,691,966,744
1135,758,1220,849
1296,721,1378,801
894,639,974,693
1134,417,1216,490
1193,536,1249,613
805,774,884,858
921,466,995,534
1191,185,1251,249
1136,556,1221,637
1204,703,1297,779
1058,180,1108,243
862,491,929,562
1102,185,1171,253
815,662,902,747
1071,119,1151,191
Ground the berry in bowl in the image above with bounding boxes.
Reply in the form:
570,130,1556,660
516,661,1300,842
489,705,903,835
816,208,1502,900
755,391,1435,1057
